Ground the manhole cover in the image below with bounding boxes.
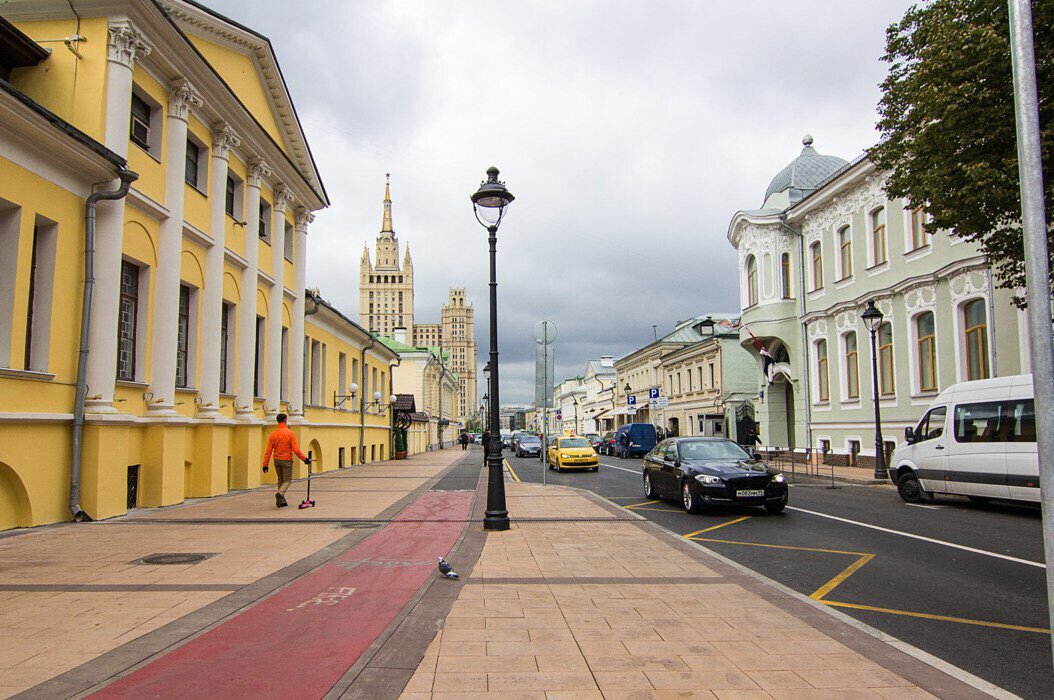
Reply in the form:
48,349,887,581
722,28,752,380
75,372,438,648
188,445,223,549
339,522,383,529
133,552,217,566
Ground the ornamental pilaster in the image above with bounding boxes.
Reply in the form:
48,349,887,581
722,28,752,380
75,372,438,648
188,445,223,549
247,159,272,188
168,79,202,122
107,21,151,68
273,186,296,213
212,123,241,160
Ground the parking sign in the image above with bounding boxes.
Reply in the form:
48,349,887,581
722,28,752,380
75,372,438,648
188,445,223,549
627,395,636,406
648,387,660,399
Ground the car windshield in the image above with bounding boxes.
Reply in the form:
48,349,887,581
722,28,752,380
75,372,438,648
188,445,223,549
678,440,750,460
520,436,540,445
559,438,591,448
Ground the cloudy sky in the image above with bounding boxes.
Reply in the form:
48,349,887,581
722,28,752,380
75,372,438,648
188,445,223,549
206,0,914,405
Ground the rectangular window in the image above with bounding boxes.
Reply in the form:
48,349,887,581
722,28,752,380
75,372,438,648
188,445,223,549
117,261,140,381
225,175,236,217
845,332,859,399
0,203,20,368
284,222,294,261
911,207,928,251
916,312,937,392
22,220,56,373
259,200,271,242
352,357,359,391
254,316,265,398
372,367,378,408
781,254,791,298
878,322,894,396
310,339,321,405
963,300,990,381
810,242,823,291
708,363,715,389
130,93,151,149
816,340,829,402
839,226,853,279
175,284,190,388
280,327,289,402
219,301,231,393
338,352,347,408
871,208,887,265
1005,399,1036,443
954,402,1004,443
185,139,200,188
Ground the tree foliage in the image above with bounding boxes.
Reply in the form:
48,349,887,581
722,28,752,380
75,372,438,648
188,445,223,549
868,0,1053,301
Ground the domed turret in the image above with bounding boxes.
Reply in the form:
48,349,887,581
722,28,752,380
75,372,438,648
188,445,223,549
762,135,848,210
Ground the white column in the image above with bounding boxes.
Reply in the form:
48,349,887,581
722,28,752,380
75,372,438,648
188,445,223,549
264,186,294,416
85,22,150,413
197,124,240,419
288,208,312,418
236,160,269,419
146,79,201,415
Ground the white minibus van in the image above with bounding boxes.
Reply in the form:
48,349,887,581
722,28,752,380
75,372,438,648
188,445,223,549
890,374,1038,504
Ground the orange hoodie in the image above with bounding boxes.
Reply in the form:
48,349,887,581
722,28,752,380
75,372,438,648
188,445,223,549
262,424,307,465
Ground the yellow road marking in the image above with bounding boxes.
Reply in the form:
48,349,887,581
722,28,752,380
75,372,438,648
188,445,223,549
624,500,660,510
821,601,1051,635
691,537,867,557
504,459,521,482
683,516,752,539
810,554,875,601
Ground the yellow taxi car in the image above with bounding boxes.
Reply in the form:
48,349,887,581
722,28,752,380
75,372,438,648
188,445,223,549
547,436,600,472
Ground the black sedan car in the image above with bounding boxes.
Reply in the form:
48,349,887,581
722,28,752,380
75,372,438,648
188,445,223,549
642,438,788,514
515,435,542,458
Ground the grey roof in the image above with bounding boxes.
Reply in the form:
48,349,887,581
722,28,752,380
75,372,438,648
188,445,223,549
763,135,848,206
660,314,740,343
586,359,616,377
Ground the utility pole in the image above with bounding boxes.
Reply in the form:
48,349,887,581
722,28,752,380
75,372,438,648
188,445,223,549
1008,0,1054,664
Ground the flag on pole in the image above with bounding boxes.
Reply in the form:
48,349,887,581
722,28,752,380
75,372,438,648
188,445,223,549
743,325,775,381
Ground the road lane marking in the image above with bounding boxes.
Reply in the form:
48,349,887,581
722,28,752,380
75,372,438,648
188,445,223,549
683,516,752,539
810,554,875,601
786,506,1045,568
905,503,943,510
599,462,641,474
503,459,521,482
821,600,1051,635
624,500,660,510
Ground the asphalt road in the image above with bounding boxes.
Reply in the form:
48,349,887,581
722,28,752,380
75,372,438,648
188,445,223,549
504,449,1051,699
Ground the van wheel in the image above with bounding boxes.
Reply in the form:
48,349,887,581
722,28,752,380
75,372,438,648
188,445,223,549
896,472,930,503
967,495,993,505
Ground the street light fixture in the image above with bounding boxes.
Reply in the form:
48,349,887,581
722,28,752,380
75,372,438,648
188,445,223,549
572,396,580,435
861,300,887,480
472,167,515,531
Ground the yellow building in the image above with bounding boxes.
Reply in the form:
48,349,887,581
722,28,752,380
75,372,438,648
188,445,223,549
0,1,395,532
384,331,461,452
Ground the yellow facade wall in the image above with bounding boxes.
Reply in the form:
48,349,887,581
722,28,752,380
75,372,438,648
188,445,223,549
127,66,168,203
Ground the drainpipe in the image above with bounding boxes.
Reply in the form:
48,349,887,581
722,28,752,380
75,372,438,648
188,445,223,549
70,168,138,522
985,270,999,377
359,332,376,463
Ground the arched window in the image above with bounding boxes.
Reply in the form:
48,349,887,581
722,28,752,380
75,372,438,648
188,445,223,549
816,339,829,402
845,331,859,399
838,226,853,279
781,253,791,299
916,312,937,392
871,207,887,265
878,322,894,396
910,207,927,251
964,299,990,380
746,256,759,307
810,242,823,291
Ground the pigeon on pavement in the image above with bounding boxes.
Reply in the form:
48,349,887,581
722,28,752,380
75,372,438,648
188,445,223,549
437,557,459,579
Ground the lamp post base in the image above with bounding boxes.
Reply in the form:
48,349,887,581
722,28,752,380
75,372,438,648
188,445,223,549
483,510,510,531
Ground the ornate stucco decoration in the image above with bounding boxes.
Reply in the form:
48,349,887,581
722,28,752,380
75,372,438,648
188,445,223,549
948,267,990,303
108,22,151,68
800,173,887,242
835,309,858,334
295,207,315,230
273,186,296,213
247,159,272,188
737,222,782,259
212,124,241,160
168,79,203,121
903,283,937,316
807,317,828,341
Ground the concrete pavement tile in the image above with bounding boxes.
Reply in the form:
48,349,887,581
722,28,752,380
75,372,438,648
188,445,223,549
487,641,580,656
622,641,720,657
814,654,884,671
529,628,576,642
575,640,630,657
431,672,487,692
872,688,937,699
486,672,599,692
753,640,854,656
722,654,834,672
744,671,811,690
766,690,881,700
588,655,692,672
442,617,486,631
403,669,434,693
674,657,741,674
645,670,761,691
485,615,567,629
544,691,604,700
439,640,485,656
572,626,663,641
536,655,590,672
711,691,774,700
592,671,656,691
435,655,537,673
442,626,529,642
794,668,912,689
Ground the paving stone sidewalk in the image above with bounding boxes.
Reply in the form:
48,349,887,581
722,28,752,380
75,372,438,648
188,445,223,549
399,479,994,700
0,449,469,699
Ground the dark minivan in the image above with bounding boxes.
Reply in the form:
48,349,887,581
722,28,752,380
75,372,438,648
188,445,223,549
614,423,658,458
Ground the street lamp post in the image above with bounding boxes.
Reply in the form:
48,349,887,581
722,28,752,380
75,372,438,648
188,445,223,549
861,300,887,480
472,167,515,531
572,396,580,435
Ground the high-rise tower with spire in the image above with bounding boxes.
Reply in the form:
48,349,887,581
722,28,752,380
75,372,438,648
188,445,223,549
359,175,414,338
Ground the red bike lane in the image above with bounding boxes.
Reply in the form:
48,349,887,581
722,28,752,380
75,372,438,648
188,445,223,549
92,490,473,699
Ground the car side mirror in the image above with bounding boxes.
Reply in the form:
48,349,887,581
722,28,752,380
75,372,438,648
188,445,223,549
904,427,915,444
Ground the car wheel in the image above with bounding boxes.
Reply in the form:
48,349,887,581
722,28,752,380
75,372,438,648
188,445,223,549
764,497,787,514
681,481,703,514
896,471,931,503
967,495,993,505
643,472,659,499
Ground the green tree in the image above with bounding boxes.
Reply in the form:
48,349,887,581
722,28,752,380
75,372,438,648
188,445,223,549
868,0,1053,300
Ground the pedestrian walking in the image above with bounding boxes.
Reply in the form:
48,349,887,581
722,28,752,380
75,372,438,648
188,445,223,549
262,413,310,508
459,430,469,450
619,430,630,459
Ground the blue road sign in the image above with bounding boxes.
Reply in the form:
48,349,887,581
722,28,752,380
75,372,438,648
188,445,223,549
627,395,636,406
648,387,660,399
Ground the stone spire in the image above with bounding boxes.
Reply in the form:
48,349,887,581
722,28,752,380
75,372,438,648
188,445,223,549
380,172,394,236
404,243,413,269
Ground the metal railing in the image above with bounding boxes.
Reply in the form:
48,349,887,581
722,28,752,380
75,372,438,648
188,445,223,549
755,446,838,488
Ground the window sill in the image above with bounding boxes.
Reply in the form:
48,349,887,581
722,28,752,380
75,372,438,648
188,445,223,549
911,391,939,399
866,261,889,277
116,379,148,388
259,238,272,247
175,386,198,394
0,367,55,382
834,276,854,290
813,399,831,407
131,140,161,163
904,245,934,262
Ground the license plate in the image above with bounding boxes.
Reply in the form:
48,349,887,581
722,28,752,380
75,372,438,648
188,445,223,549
736,489,765,498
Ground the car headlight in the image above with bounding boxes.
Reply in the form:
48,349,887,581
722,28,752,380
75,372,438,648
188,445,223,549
771,473,785,483
694,474,723,485
561,453,572,459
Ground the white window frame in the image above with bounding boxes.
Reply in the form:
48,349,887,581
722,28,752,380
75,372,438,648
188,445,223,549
841,329,860,404
867,205,888,270
954,295,992,384
813,336,830,405
908,309,940,397
0,201,20,368
184,133,208,192
23,216,58,373
129,85,162,159
836,224,853,281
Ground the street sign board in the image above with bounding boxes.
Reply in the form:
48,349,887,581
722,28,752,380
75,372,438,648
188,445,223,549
649,397,669,409
627,395,637,406
626,406,637,415
648,387,660,399
555,409,562,419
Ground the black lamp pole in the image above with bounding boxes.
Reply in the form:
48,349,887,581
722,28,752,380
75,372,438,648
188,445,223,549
862,300,887,480
472,167,514,531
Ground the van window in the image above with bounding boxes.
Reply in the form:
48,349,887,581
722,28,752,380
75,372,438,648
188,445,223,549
954,402,1003,443
1005,399,1036,443
915,406,946,441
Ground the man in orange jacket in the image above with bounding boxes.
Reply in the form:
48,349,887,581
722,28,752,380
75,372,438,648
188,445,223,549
262,413,310,508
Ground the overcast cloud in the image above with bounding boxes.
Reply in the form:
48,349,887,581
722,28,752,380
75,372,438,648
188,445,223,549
204,0,914,405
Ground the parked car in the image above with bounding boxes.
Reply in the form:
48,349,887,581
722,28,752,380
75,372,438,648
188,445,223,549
614,423,658,458
891,374,1037,504
547,436,600,472
500,430,514,449
642,437,787,514
600,431,618,456
516,435,542,458
585,433,602,450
